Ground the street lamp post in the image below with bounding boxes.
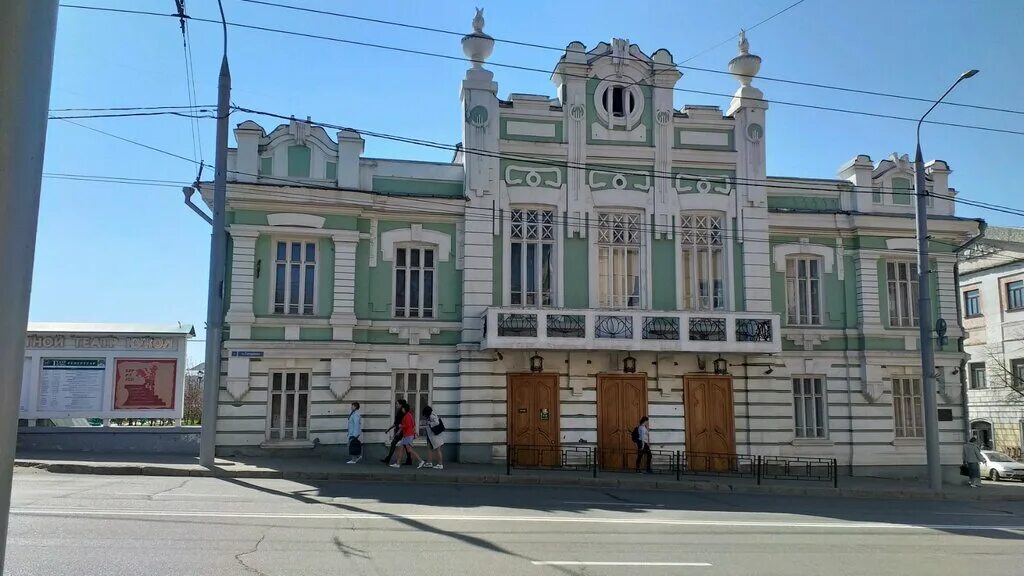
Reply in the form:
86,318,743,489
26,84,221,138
915,69,978,491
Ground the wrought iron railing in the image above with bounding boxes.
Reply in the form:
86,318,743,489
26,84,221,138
595,315,633,339
504,445,839,487
760,455,838,486
547,314,585,338
497,313,537,337
507,444,596,474
689,317,726,341
643,317,680,340
736,318,773,342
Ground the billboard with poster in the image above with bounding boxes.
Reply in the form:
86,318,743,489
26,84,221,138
113,359,177,410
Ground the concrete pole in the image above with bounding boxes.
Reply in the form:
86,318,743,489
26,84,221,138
913,143,941,491
915,70,977,491
199,10,231,466
0,1,60,569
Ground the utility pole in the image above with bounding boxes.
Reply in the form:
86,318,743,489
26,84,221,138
200,2,231,466
915,69,977,491
0,1,60,570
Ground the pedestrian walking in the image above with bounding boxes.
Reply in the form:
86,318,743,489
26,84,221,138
346,402,362,464
390,399,425,469
422,405,446,470
963,436,984,488
633,416,653,473
381,400,412,465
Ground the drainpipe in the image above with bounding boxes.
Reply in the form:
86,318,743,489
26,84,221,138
954,220,987,441
837,216,854,477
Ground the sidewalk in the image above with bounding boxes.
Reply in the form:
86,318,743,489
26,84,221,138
15,450,1024,502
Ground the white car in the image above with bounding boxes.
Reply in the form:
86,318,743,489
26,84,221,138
979,451,1024,481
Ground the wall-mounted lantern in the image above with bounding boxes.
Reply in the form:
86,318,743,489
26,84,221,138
530,352,544,373
713,355,728,375
623,355,637,374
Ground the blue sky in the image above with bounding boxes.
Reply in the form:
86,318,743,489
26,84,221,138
38,0,1024,363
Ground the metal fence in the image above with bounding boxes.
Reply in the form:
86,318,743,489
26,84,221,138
507,444,839,487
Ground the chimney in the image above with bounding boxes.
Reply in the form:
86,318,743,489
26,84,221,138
336,129,364,189
233,121,263,183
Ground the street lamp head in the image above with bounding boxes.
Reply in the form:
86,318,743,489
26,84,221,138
960,69,979,80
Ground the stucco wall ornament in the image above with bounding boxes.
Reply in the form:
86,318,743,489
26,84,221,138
505,165,562,188
569,104,585,121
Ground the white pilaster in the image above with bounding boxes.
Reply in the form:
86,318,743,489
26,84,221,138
330,230,360,340
225,229,258,339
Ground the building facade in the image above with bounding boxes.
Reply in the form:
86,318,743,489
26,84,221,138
208,15,982,478
960,227,1024,459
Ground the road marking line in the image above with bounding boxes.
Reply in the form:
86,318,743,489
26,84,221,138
11,507,1024,531
533,561,711,567
562,501,661,507
934,512,1011,516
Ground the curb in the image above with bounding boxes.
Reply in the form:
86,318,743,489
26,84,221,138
15,459,1024,502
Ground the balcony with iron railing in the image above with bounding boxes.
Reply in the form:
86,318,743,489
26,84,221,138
480,307,781,353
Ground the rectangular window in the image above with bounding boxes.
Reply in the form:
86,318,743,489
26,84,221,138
786,257,821,325
893,377,924,438
273,240,316,315
287,144,311,178
969,362,986,390
886,261,919,327
679,213,725,310
963,289,981,318
393,371,431,426
597,212,642,308
1012,359,1024,390
1007,280,1024,311
792,377,827,438
871,185,882,204
259,156,273,177
325,161,337,181
393,246,435,318
510,208,554,306
268,371,310,441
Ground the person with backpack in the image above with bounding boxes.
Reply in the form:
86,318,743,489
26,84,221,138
422,405,446,470
346,402,362,464
633,416,652,473
390,399,426,469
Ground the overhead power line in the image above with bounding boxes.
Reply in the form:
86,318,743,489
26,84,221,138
48,109,216,120
57,96,1024,222
678,0,808,64
48,104,213,112
59,3,1024,136
241,0,1021,118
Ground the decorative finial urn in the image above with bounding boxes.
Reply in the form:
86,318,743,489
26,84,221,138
462,7,494,69
728,29,761,87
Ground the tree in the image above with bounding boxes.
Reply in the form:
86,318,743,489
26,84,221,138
183,358,203,426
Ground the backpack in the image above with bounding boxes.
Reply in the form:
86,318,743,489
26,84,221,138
630,426,640,444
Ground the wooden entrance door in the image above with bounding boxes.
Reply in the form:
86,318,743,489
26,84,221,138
683,375,736,472
507,373,560,466
597,374,648,470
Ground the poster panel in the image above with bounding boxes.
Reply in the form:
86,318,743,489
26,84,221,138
37,358,106,412
113,358,177,410
20,357,33,413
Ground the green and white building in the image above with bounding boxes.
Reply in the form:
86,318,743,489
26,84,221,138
207,14,982,478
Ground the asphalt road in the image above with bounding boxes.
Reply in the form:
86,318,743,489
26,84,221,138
6,468,1024,576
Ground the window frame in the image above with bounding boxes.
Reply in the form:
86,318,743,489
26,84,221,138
509,207,556,307
892,377,924,438
963,288,981,318
792,376,828,439
393,370,432,436
1011,359,1024,390
596,211,643,309
968,362,987,390
266,370,311,442
785,256,823,325
886,260,919,328
1006,280,1024,311
679,212,726,311
271,238,318,316
392,244,437,319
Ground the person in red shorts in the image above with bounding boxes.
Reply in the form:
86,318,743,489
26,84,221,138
390,399,425,469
